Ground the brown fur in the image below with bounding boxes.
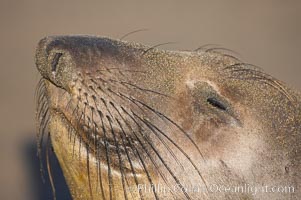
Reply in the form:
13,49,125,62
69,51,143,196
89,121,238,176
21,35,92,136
36,35,301,199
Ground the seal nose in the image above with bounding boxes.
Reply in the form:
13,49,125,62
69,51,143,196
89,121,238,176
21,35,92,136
36,35,141,90
35,36,74,90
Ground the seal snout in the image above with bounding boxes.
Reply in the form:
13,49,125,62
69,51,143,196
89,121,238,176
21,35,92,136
35,36,77,90
35,35,128,91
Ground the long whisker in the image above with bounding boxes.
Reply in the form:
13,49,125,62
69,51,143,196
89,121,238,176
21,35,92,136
108,79,170,98
115,118,144,200
135,97,205,159
112,102,151,200
142,42,176,56
95,135,106,200
132,112,184,170
89,105,105,199
115,107,166,200
194,44,221,51
96,68,147,74
37,107,49,149
120,28,149,40
112,91,205,160
140,116,208,189
35,78,46,104
107,116,128,200
121,107,188,199
46,132,56,200
37,111,49,158
225,65,295,104
97,110,114,200
86,145,94,200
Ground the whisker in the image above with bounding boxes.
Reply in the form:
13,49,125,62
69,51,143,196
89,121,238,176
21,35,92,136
120,28,149,40
141,117,208,190
107,116,128,200
46,132,56,200
115,118,144,200
133,97,205,160
121,107,186,199
115,107,164,200
118,81,170,98
132,112,184,170
226,66,295,104
205,47,241,59
96,142,106,200
142,42,176,56
37,111,49,154
97,110,114,200
96,69,147,74
35,78,46,103
86,145,94,200
194,44,221,52
113,91,205,160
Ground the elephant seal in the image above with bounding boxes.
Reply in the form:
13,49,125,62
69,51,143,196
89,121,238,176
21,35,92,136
35,35,301,200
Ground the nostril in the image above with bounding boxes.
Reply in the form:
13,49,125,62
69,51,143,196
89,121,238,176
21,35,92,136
51,53,63,73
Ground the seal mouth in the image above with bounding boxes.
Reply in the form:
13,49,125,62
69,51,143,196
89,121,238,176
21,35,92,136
36,78,144,175
58,109,142,174
56,106,137,155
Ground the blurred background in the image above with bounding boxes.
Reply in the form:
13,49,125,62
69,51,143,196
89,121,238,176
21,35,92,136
0,0,300,199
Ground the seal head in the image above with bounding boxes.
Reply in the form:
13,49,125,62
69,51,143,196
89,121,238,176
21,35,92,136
35,35,301,199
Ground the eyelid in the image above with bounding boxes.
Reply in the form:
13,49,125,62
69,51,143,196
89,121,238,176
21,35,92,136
207,97,227,111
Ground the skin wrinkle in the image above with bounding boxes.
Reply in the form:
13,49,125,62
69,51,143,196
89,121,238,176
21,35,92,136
35,35,301,200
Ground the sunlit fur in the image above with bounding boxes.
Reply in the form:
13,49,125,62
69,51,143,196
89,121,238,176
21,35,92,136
36,36,301,200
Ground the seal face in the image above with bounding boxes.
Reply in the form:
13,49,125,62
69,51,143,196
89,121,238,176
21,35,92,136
35,35,301,200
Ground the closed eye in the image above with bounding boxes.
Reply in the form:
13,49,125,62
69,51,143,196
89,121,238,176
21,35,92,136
207,97,227,111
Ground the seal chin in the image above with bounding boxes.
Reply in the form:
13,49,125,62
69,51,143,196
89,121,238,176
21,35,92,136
46,99,147,199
